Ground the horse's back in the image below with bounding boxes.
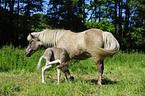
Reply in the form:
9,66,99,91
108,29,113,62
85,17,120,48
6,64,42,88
84,29,103,51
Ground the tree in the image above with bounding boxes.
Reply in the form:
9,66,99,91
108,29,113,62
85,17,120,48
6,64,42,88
129,0,145,51
47,0,87,31
31,13,51,31
0,0,44,46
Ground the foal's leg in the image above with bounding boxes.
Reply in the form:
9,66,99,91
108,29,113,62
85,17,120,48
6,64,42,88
47,59,61,65
42,65,52,83
94,59,104,88
61,66,74,81
57,68,61,84
37,55,44,70
57,62,68,69
44,59,61,84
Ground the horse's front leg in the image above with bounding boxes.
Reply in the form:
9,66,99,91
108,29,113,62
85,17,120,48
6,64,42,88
94,59,104,88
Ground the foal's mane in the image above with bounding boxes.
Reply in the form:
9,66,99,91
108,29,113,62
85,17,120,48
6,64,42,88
27,29,70,46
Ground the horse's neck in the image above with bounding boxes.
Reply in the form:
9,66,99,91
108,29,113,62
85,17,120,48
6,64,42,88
38,29,69,47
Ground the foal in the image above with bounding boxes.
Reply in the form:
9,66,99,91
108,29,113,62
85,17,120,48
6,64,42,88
37,47,73,84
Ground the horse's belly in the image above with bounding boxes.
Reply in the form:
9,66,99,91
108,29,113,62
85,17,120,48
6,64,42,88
70,51,91,60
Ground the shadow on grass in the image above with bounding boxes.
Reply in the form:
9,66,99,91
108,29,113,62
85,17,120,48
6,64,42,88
85,78,118,85
0,67,10,72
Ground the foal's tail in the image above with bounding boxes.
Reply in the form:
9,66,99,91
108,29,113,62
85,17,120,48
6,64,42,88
95,32,120,58
37,56,44,70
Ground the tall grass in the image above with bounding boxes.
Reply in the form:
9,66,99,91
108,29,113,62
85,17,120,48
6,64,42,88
0,45,145,96
0,45,44,72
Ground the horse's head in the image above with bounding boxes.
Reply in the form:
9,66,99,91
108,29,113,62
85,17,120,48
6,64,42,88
25,34,44,57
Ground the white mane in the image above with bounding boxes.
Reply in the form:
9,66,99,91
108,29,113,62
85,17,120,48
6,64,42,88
27,29,70,46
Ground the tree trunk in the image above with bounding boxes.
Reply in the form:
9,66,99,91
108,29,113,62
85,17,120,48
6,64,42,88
5,0,7,9
119,0,123,49
124,0,130,51
114,0,118,35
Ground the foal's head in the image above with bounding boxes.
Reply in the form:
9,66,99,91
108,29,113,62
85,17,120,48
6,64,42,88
25,34,44,57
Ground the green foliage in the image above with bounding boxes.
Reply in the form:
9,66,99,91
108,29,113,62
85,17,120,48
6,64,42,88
130,27,145,46
0,46,145,95
0,45,44,72
85,19,115,32
31,13,52,31
47,0,87,31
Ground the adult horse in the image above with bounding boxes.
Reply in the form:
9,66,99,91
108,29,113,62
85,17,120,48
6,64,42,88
25,28,120,88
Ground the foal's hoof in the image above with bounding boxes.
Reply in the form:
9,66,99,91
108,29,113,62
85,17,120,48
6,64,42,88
97,82,102,88
69,76,74,81
97,84,101,88
42,82,46,84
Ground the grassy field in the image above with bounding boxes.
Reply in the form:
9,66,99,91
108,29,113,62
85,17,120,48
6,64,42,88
0,45,145,96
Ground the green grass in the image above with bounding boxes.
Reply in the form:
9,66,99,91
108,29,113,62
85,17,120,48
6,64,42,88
0,45,145,96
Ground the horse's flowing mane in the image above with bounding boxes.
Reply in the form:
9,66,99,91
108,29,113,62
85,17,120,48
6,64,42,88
27,29,70,46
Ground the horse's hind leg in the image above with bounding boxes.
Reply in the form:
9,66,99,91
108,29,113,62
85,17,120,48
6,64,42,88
94,59,104,88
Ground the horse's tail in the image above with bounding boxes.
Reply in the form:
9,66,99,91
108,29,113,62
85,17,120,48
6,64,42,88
103,32,120,55
95,32,120,58
37,55,44,70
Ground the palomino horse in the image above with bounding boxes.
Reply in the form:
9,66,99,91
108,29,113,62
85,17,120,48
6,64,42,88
25,28,120,88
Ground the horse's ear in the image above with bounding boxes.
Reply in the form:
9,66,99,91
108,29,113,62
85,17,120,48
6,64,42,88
29,33,34,39
29,33,38,40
